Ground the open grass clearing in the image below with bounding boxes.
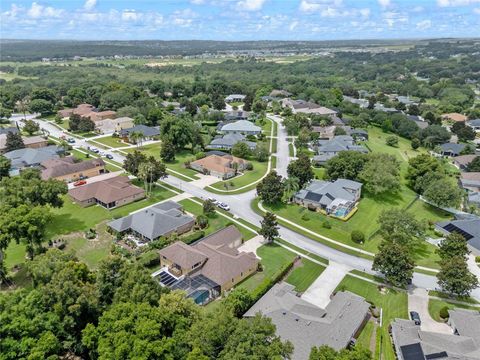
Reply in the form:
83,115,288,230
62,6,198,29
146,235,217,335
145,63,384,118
91,135,128,148
237,243,296,292
285,258,325,292
209,159,269,191
336,275,408,360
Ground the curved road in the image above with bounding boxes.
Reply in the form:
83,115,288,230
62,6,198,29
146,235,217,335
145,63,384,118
22,115,480,300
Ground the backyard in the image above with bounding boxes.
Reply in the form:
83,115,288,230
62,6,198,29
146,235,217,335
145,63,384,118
335,275,408,360
428,299,480,322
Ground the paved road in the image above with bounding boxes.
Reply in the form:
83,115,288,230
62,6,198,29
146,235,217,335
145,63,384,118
21,116,480,301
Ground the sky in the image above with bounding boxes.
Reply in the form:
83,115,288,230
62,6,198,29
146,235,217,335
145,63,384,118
0,0,479,41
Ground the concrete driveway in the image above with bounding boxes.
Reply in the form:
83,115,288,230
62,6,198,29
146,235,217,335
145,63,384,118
408,288,452,334
238,235,264,259
301,261,351,308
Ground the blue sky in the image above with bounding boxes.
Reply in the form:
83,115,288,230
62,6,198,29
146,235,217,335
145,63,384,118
1,0,479,40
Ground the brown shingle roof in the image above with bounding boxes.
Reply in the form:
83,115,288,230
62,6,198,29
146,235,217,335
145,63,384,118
23,135,47,146
461,172,480,182
68,176,144,204
41,156,105,180
454,155,478,167
442,113,468,122
159,242,208,269
191,154,245,175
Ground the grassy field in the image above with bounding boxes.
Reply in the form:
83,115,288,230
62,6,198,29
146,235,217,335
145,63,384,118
237,243,296,292
209,160,269,191
285,258,325,292
178,198,255,240
90,135,127,148
356,321,376,352
428,299,480,322
336,275,408,360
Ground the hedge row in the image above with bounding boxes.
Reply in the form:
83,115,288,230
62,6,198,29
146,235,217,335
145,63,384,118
250,258,296,303
182,230,205,245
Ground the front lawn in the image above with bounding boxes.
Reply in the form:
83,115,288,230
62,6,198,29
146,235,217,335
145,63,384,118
91,135,127,148
178,198,255,240
336,275,408,360
428,299,480,322
237,243,296,292
209,159,269,191
285,258,325,292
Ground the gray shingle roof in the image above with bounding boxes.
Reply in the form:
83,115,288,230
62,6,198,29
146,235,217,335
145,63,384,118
108,201,194,241
244,282,370,360
295,179,362,209
440,143,466,156
0,127,19,135
220,120,261,133
119,125,160,137
315,135,368,155
208,133,256,149
467,119,480,127
4,146,63,169
436,215,480,251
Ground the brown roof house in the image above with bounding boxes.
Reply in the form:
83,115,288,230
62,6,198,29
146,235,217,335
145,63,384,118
68,176,145,209
57,104,95,119
441,113,468,123
41,156,105,182
453,155,478,171
155,225,258,305
88,110,117,122
95,116,134,134
190,154,248,179
460,172,480,193
23,135,49,149
108,201,195,242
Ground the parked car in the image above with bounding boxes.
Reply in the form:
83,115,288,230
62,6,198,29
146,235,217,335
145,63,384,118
73,180,87,187
410,311,421,325
217,202,230,211
90,147,99,153
207,197,217,203
67,138,76,143
105,154,113,160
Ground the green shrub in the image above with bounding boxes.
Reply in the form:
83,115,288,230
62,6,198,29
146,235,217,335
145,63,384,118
322,220,331,229
245,162,254,171
182,231,205,245
301,213,310,221
138,251,160,268
351,230,365,244
475,256,480,263
196,215,209,229
439,306,450,319
195,152,206,160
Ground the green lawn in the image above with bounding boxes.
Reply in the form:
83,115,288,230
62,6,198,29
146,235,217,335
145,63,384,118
237,243,296,292
312,166,326,180
47,182,176,239
336,275,408,360
91,135,128,148
178,199,255,240
428,299,480,322
356,321,375,352
209,160,269,191
4,242,27,269
285,259,325,292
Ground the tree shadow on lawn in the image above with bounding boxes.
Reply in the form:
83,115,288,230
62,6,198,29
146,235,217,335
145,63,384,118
362,190,411,207
411,240,439,266
46,213,87,240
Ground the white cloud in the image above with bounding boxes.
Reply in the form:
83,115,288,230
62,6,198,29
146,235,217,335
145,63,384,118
84,0,97,11
474,7,480,13
299,0,342,12
378,0,391,8
412,6,424,12
359,8,371,17
382,11,408,27
437,0,480,6
121,9,141,21
190,0,205,4
416,19,432,30
27,2,64,19
289,20,299,30
236,0,267,11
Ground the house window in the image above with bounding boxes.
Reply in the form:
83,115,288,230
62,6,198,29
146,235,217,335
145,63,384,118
232,278,234,283
241,272,243,276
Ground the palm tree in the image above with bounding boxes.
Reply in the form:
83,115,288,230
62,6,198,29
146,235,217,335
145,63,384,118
129,131,144,148
59,139,69,155
283,177,300,203
16,97,30,119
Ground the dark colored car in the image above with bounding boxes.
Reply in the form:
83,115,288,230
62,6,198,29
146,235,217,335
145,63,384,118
410,311,421,325
105,154,114,160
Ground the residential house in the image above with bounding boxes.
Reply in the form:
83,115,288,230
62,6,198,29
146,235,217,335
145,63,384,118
358,90,374,98
441,113,468,123
207,133,256,151
88,110,117,122
374,103,399,113
294,179,362,219
4,146,63,175
312,135,368,165
155,225,258,304
391,309,480,360
225,94,246,103
0,126,19,136
119,125,160,141
460,172,480,193
342,96,369,108
108,201,194,241
23,135,49,149
453,155,477,170
57,104,95,119
439,142,466,157
220,120,261,135
69,176,145,209
396,95,417,106
269,89,291,97
341,127,369,141
312,125,336,140
244,282,370,360
224,110,250,121
407,115,429,129
190,154,248,179
40,156,105,181
436,214,480,253
281,98,338,117
95,116,134,134
466,119,480,133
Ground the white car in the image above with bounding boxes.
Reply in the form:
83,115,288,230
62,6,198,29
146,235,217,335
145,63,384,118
217,202,230,211
207,197,217,204
90,147,100,153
